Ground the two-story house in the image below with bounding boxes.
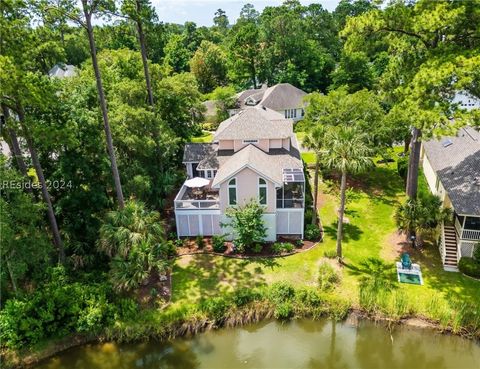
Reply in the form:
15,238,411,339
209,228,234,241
229,83,307,122
421,126,480,271
174,105,305,241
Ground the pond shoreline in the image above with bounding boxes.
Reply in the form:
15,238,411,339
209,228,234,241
4,307,475,369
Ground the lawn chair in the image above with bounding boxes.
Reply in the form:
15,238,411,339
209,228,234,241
401,253,412,270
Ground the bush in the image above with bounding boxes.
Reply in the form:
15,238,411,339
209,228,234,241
304,209,314,225
0,267,115,349
397,154,409,179
458,257,480,278
272,242,294,254
295,239,304,248
231,288,260,307
305,224,321,240
196,235,205,249
323,249,337,259
199,297,230,321
274,302,294,320
269,282,295,303
296,288,323,308
223,200,267,252
252,244,263,253
317,261,341,291
212,235,226,253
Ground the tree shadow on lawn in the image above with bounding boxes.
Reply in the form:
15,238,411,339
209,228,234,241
323,222,363,242
402,242,480,305
344,257,398,287
171,254,270,303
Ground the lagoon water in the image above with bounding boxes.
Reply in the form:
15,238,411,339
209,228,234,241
35,319,480,369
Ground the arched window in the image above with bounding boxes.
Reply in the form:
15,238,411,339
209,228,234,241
228,178,237,205
258,177,267,205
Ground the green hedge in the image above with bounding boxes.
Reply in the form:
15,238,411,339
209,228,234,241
458,257,480,278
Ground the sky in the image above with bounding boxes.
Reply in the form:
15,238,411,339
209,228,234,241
151,0,342,26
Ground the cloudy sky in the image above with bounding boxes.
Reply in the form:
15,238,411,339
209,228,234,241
150,0,342,26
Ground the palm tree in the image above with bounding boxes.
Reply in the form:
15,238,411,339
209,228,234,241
98,200,171,290
303,125,328,225
325,126,373,260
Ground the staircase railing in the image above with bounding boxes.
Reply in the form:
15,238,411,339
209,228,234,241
440,222,446,265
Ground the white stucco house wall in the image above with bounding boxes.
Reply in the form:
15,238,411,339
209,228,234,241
175,106,305,241
452,91,480,111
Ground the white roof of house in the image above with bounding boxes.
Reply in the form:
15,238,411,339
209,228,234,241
48,64,76,78
214,106,292,140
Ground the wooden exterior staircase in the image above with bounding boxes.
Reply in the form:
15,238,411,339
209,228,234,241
442,224,459,271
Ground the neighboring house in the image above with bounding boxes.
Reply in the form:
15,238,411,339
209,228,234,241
175,105,305,241
421,126,480,271
229,83,307,121
452,91,480,111
48,63,77,78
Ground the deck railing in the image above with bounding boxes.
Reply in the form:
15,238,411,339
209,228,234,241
175,199,219,209
461,229,480,241
440,222,446,265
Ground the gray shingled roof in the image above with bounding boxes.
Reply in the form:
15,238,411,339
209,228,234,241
183,143,217,163
211,136,303,187
423,127,480,216
259,83,307,111
214,106,292,140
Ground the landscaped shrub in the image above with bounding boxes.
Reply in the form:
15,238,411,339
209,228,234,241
296,288,323,308
212,235,226,252
274,302,294,320
252,244,263,253
269,282,295,303
317,261,341,291
304,209,314,225
458,257,480,278
196,235,205,249
223,200,267,253
272,242,295,254
305,224,321,240
295,239,303,248
323,249,337,259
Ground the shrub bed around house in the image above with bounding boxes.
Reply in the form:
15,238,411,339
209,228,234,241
458,257,480,278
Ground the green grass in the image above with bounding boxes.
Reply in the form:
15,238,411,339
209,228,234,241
301,152,316,165
191,131,213,143
171,148,480,322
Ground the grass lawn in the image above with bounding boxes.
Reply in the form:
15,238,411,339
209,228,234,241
191,131,213,143
171,149,480,318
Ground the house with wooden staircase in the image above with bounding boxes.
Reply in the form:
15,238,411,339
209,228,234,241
421,126,480,271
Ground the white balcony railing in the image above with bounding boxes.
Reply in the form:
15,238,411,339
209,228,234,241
175,199,219,210
462,229,480,241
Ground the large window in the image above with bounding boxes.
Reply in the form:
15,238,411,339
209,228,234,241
284,109,297,119
258,177,267,205
228,178,237,205
276,183,304,208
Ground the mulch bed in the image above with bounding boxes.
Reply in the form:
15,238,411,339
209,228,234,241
175,236,319,258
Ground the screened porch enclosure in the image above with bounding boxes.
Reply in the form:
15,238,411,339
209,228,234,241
454,213,480,241
276,169,305,209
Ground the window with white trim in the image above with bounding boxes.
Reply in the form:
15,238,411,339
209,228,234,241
284,109,297,119
206,170,213,179
258,177,267,205
228,178,237,205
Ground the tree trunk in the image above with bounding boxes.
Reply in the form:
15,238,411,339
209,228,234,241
6,257,18,295
403,133,411,154
406,127,422,199
312,155,319,225
135,0,154,106
336,170,347,260
83,2,125,209
17,106,65,264
1,104,30,181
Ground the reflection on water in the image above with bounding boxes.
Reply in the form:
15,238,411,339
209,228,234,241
36,319,480,369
